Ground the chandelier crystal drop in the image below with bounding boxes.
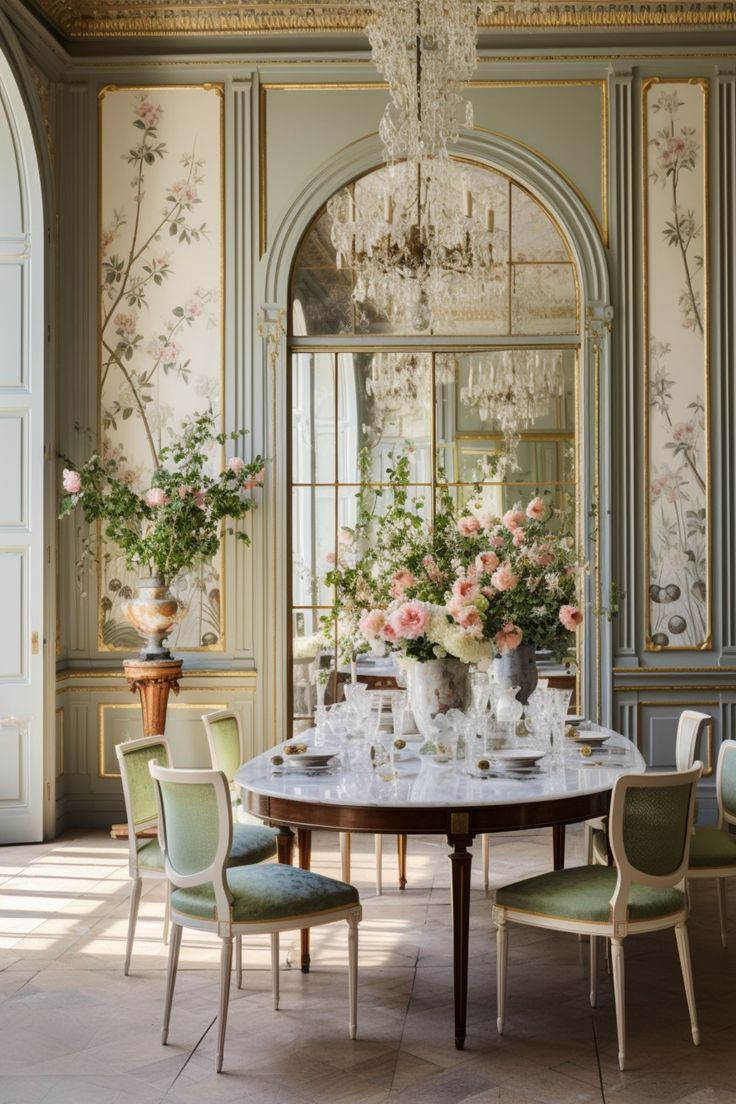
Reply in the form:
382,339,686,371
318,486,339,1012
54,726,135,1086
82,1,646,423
457,349,566,446
365,351,455,415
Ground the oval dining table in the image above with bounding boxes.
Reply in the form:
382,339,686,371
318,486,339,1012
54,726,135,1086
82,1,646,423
235,729,645,1050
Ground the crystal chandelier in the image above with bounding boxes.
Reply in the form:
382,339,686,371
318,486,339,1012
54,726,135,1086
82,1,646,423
328,0,504,331
457,349,566,446
365,352,455,415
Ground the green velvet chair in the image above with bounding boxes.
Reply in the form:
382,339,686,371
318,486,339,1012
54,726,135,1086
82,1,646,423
687,738,736,947
202,710,249,821
116,735,278,978
149,763,361,1073
493,763,703,1071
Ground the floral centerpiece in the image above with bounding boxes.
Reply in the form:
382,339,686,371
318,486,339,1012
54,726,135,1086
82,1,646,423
324,451,584,725
60,410,265,659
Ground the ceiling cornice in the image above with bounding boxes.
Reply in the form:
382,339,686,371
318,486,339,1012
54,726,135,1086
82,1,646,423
23,1,736,39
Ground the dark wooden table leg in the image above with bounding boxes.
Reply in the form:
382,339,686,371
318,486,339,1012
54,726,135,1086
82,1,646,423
297,828,312,974
397,833,408,890
553,824,566,870
448,832,474,1050
276,826,294,865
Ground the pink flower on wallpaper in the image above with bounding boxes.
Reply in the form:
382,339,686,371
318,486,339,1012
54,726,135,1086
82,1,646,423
135,97,162,130
114,311,138,336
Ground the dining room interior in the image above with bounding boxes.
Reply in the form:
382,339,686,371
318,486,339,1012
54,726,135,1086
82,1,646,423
1,1,736,1102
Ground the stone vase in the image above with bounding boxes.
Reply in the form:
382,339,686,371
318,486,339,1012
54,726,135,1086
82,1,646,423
121,576,179,661
406,658,469,739
493,643,538,705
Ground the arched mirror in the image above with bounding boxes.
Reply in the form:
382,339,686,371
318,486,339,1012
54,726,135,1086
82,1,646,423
288,159,581,729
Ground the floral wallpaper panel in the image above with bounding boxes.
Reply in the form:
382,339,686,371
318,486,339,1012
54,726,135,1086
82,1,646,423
98,86,224,650
645,80,709,650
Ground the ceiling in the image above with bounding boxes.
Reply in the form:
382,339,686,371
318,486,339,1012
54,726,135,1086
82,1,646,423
23,0,736,39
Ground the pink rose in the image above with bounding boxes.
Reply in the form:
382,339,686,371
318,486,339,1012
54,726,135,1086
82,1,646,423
451,576,480,604
325,552,337,566
387,600,430,641
495,622,523,655
475,551,499,575
490,563,519,592
145,488,169,508
255,467,265,484
382,621,398,644
359,609,386,640
526,496,546,521
502,509,525,532
454,606,484,639
535,547,555,568
390,569,415,599
559,605,583,631
227,457,245,475
457,515,481,536
512,527,526,547
62,468,81,494
245,478,255,491
194,490,206,509
490,534,505,549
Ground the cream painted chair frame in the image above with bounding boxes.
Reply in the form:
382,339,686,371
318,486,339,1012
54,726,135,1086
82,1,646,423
150,763,361,1073
585,710,710,866
494,764,703,1071
687,738,736,948
116,735,172,976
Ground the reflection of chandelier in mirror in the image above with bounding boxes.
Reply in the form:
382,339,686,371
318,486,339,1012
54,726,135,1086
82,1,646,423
457,349,566,446
328,0,506,331
365,352,455,415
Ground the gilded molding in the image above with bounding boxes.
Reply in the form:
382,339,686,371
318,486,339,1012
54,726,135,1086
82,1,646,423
28,1,736,38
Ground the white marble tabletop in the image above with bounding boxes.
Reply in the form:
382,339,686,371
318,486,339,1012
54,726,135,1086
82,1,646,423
235,727,646,811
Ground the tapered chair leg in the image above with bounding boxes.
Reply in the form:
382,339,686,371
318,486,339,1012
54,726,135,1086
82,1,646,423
611,938,626,1071
340,832,351,883
716,878,728,948
347,913,359,1040
161,922,182,1045
124,876,143,976
271,931,280,1010
374,834,383,896
162,882,171,946
482,834,490,892
674,922,700,1046
216,938,234,1073
496,914,508,1035
589,934,598,1007
235,933,243,989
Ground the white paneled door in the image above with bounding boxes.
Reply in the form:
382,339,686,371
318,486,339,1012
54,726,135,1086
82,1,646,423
0,50,45,843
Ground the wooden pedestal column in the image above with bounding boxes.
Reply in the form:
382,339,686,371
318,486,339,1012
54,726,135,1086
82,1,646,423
123,658,183,737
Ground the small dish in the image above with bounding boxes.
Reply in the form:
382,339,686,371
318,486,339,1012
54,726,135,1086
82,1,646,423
490,749,546,767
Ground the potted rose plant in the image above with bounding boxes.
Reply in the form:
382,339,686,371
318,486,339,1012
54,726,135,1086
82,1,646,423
60,410,265,659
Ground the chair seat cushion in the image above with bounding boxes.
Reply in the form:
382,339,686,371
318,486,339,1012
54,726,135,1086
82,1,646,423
496,864,685,924
137,823,276,872
171,863,359,924
688,826,736,870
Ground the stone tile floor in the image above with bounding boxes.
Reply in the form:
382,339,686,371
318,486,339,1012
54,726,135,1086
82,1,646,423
1,827,735,1103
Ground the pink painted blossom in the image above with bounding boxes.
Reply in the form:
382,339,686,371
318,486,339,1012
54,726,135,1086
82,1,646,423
451,576,481,604
457,515,481,537
114,311,138,336
390,569,415,599
475,551,500,576
184,298,203,320
495,622,523,655
227,457,245,474
161,342,180,365
145,488,169,508
62,468,81,494
359,609,386,640
387,600,430,641
526,496,546,521
672,420,698,448
490,563,519,592
502,509,525,531
559,605,583,631
512,527,526,547
454,605,484,639
135,97,162,130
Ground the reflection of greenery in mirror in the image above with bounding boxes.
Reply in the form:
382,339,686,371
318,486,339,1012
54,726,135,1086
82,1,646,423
289,160,580,727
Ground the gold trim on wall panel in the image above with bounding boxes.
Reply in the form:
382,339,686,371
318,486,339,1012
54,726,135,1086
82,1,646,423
98,701,225,779
635,700,717,776
643,78,711,653
96,84,227,654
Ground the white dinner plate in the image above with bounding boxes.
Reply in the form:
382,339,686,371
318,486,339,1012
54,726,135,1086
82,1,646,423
490,749,547,766
571,733,610,747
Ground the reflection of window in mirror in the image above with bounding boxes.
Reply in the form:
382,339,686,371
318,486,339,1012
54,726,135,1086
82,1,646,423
289,160,581,729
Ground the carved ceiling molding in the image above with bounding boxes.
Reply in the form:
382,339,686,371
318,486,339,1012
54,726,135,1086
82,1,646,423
28,1,736,38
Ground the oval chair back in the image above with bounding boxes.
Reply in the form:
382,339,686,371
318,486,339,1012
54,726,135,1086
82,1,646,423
715,739,736,829
675,711,711,771
608,763,703,929
202,710,242,784
149,764,234,924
